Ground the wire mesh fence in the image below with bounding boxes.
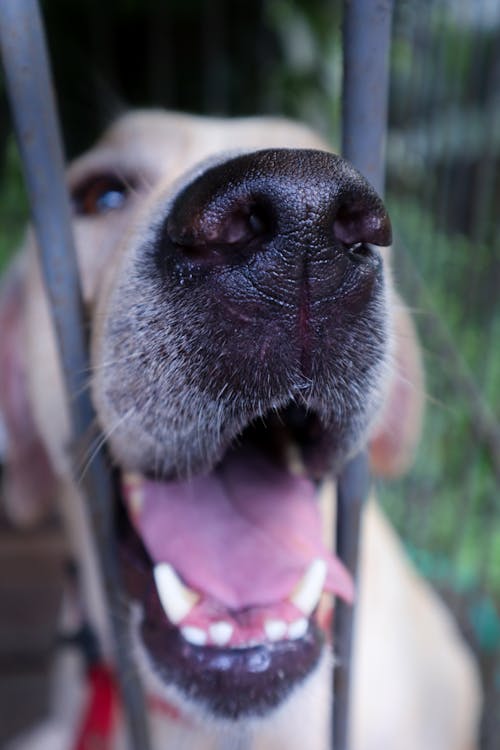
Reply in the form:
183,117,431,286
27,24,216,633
382,3,500,746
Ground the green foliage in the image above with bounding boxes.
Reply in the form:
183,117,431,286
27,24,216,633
469,596,500,652
0,137,28,270
379,196,500,598
265,0,342,142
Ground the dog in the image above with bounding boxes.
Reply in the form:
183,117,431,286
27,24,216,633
0,111,481,749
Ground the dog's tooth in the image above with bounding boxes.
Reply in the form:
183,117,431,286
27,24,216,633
209,621,234,647
284,441,306,476
124,471,142,483
153,563,199,625
318,477,336,550
264,619,287,642
123,473,144,516
128,487,143,517
290,558,327,616
181,626,207,647
288,618,308,640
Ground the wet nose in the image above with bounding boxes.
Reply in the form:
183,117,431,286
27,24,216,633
160,148,391,273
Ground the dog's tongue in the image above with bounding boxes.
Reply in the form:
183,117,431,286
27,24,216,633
123,450,353,610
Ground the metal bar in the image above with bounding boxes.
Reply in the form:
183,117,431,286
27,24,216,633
342,0,394,196
0,3,151,748
332,450,370,750
335,1,394,748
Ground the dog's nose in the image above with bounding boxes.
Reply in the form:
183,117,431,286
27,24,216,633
161,149,391,276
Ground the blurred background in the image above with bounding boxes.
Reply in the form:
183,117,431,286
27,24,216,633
0,0,498,747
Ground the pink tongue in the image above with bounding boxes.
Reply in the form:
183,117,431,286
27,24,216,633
123,450,353,610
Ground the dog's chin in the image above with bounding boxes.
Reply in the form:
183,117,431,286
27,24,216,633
113,401,355,719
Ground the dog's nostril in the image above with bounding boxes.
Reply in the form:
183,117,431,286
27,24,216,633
248,208,268,236
215,207,253,245
209,202,273,246
333,202,391,250
166,195,275,265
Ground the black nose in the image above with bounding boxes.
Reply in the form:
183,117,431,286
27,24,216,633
147,148,391,404
162,149,391,272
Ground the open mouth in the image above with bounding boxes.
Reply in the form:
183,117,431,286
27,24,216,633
117,402,354,718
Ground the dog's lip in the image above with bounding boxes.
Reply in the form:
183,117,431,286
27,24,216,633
140,607,324,718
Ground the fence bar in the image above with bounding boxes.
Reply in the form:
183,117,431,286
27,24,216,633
332,451,370,750
342,0,394,197
335,1,394,748
0,3,151,748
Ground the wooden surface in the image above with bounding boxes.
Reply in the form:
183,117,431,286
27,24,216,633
0,517,67,746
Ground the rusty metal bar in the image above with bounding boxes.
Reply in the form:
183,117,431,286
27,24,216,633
334,1,394,748
0,2,151,748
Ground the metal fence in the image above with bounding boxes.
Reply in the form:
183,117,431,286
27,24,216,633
383,3,500,747
0,0,498,747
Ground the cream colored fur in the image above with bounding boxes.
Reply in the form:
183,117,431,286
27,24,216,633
3,112,481,750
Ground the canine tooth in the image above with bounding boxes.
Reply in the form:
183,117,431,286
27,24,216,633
209,621,234,646
124,471,142,485
318,478,336,550
123,473,143,516
153,563,199,625
290,558,327,616
181,626,207,646
129,488,143,517
288,618,308,640
284,441,306,476
264,619,287,642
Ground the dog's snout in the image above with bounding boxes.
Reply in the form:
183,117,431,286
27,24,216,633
95,133,393,485
161,149,391,271
141,148,393,390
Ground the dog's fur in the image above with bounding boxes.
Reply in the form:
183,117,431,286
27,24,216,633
0,112,481,749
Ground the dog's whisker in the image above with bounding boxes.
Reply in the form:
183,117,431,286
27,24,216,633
391,302,428,317
85,352,143,373
113,600,132,617
110,165,154,199
67,377,93,402
388,357,444,412
77,408,134,483
391,330,425,349
117,165,156,195
153,441,161,481
420,390,448,411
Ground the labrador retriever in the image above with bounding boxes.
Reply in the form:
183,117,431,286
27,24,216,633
0,111,481,750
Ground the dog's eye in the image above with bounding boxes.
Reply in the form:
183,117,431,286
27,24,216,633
72,175,133,216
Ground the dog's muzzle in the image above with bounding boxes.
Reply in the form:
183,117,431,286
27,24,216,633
94,148,391,718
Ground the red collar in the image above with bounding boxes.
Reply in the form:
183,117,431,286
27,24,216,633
73,664,189,750
74,664,117,750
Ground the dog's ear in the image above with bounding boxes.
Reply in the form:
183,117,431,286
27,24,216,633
369,293,425,478
0,262,57,525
